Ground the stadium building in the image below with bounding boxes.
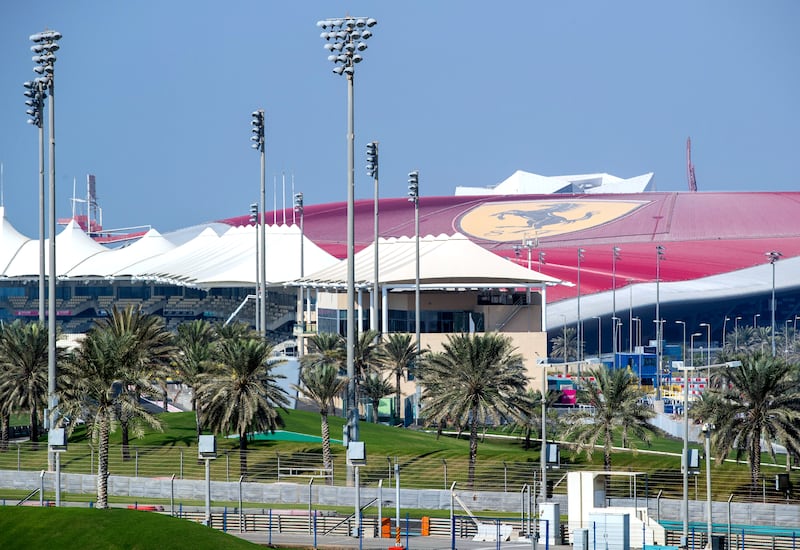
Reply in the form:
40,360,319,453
2,170,799,415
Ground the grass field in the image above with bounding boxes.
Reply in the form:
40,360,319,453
0,507,261,550
1,409,795,504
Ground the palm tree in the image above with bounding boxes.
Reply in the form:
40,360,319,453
504,388,561,450
60,327,163,509
214,321,258,342
563,366,655,470
550,327,580,362
360,372,393,423
98,306,176,460
196,337,290,475
303,333,345,372
291,363,347,477
417,332,528,486
174,320,216,438
376,333,417,425
0,320,51,444
690,351,800,489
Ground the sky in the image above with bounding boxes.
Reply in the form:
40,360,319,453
0,1,798,238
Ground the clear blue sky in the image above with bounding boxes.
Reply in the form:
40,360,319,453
1,1,798,238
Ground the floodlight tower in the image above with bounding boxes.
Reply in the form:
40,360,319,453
23,78,47,323
316,14,378,454
408,170,421,423
655,245,665,400
366,141,379,332
611,246,621,367
251,109,267,338
30,29,61,434
766,251,782,357
294,192,305,357
249,203,260,331
576,248,585,363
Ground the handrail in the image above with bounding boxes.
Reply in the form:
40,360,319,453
16,487,40,506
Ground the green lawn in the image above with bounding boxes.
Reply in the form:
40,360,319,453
1,409,791,503
0,507,260,550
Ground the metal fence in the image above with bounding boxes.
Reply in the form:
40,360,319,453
0,441,797,506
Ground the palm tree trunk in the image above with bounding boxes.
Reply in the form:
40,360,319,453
750,440,761,491
97,412,110,509
395,372,401,426
239,430,248,475
194,399,202,439
0,412,9,452
121,421,131,461
29,403,39,446
467,406,479,487
320,411,332,483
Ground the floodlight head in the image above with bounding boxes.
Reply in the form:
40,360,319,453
366,18,377,27
361,30,373,40
316,20,327,28
332,66,345,75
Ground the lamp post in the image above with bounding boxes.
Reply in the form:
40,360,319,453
700,323,711,366
23,76,47,324
690,332,702,367
577,248,585,362
655,245,665,400
628,279,635,353
766,251,782,357
408,170,420,424
538,251,546,271
294,192,305,357
540,363,548,503
676,320,686,365
593,316,601,359
249,203,260,331
30,29,61,436
702,422,714,546
721,316,730,350
317,15,378,457
784,319,792,355
250,109,267,338
612,246,621,367
366,141,379,332
753,313,760,329
632,317,641,350
734,316,742,351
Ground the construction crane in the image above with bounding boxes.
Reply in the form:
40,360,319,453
686,137,698,192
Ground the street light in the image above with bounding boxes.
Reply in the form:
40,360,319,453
366,141,379,333
690,332,702,367
23,77,47,324
577,248,585,362
721,316,730,350
766,251,782,357
612,246,621,367
655,245,665,400
317,15,378,458
294,192,305,357
249,203,260,331
251,109,267,339
702,422,715,545
734,316,742,351
785,319,792,355
30,28,61,435
593,316,601,359
700,323,711,366
408,170,420,424
676,320,686,365
632,317,641,350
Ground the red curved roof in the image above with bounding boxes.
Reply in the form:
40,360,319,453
221,191,800,303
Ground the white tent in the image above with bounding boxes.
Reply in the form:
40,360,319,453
66,227,177,278
4,220,107,278
295,232,561,289
0,207,30,274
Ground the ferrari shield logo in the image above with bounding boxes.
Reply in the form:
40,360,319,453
458,200,647,242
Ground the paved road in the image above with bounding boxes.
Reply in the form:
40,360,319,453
231,530,572,549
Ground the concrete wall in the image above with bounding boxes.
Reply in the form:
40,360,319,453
2,469,798,529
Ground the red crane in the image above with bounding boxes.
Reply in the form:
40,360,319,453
687,137,697,192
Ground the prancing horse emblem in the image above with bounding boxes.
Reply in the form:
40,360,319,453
457,200,647,242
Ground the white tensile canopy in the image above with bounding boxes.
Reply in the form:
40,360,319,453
294,232,561,289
